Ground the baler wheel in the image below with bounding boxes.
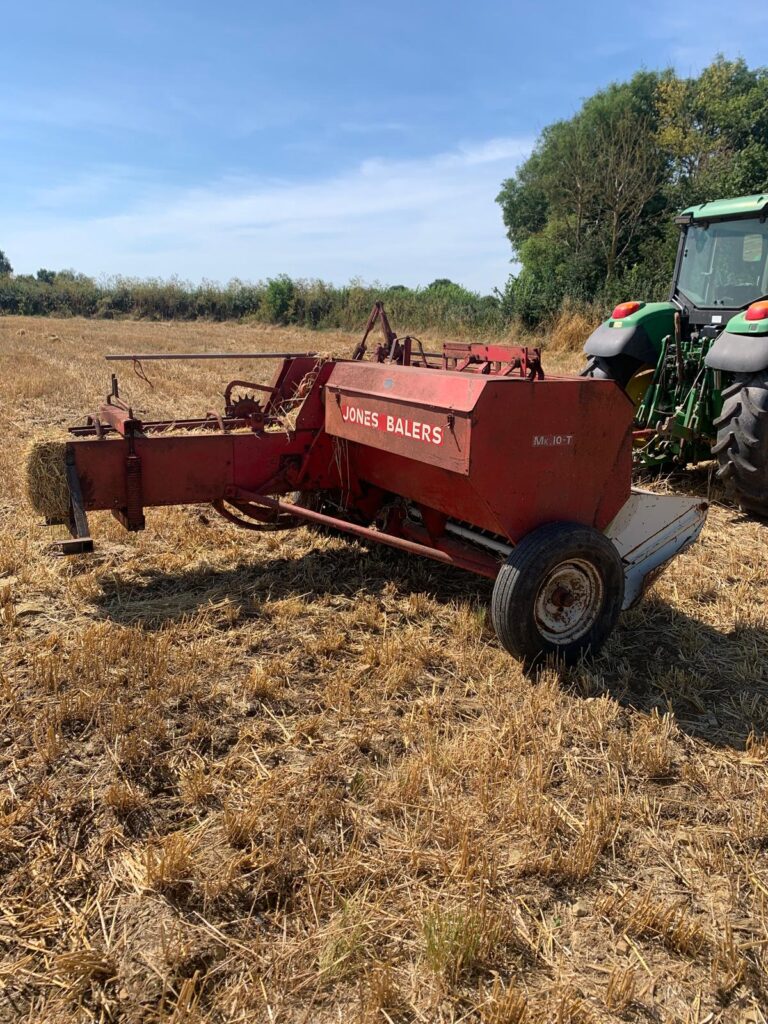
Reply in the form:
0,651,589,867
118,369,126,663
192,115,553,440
713,372,768,517
491,522,624,665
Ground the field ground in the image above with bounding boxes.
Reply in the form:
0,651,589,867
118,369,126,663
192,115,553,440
1,317,768,1024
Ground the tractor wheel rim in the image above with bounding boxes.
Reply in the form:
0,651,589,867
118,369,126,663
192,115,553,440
534,559,603,644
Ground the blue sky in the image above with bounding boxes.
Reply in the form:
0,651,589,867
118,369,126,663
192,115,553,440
1,1,767,292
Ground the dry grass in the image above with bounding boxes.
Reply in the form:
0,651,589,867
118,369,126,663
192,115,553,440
541,303,603,354
1,315,768,1023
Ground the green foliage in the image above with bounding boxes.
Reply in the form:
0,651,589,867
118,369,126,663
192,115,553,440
498,57,768,325
260,274,296,325
0,270,504,333
0,270,100,316
0,250,11,276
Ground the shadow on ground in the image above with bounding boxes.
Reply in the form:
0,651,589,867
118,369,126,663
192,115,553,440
92,534,768,752
582,599,768,750
94,539,492,624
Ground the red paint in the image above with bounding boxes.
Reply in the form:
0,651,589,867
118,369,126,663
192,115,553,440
63,317,634,576
325,361,632,542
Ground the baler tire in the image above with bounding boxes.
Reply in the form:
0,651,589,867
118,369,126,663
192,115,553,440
491,522,624,665
713,372,768,518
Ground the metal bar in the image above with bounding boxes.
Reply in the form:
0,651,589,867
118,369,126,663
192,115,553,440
69,416,251,437
105,352,317,362
98,403,141,437
65,449,92,542
212,500,297,532
397,520,502,572
445,521,513,555
56,449,94,555
353,301,391,361
226,379,277,395
231,488,500,579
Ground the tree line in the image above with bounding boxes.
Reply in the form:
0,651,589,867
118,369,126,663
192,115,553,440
0,270,503,333
497,56,768,324
2,57,767,332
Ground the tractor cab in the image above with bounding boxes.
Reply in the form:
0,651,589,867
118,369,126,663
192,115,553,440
582,193,768,516
673,196,768,328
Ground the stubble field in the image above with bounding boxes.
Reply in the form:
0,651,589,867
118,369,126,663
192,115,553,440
1,316,768,1024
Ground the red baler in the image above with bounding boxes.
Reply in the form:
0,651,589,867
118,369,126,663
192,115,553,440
40,307,707,663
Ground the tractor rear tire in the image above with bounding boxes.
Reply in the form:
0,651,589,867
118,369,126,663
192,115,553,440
713,372,768,517
491,522,624,665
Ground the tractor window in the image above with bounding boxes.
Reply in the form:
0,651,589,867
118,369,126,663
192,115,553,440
677,219,768,308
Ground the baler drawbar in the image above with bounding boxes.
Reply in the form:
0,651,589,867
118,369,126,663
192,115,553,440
36,305,707,663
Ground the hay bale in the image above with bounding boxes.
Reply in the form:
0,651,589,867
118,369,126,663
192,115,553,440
25,440,71,522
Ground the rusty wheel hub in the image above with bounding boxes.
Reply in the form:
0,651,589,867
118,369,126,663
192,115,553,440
534,559,603,644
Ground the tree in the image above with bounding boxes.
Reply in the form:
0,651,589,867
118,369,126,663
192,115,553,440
496,58,768,323
0,250,11,276
594,114,664,281
497,72,666,305
657,57,768,204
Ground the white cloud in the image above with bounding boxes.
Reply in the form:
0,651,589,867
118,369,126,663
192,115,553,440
3,136,531,292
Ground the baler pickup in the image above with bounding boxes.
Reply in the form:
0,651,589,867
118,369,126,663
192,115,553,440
32,308,707,663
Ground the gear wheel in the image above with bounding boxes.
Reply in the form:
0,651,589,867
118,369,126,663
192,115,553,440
229,394,262,419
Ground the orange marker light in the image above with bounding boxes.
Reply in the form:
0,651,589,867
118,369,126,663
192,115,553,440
612,301,642,320
745,300,768,322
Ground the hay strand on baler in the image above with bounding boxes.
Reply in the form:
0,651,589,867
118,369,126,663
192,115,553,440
25,439,71,522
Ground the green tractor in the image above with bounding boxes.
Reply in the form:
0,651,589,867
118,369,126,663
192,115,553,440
583,193,768,515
